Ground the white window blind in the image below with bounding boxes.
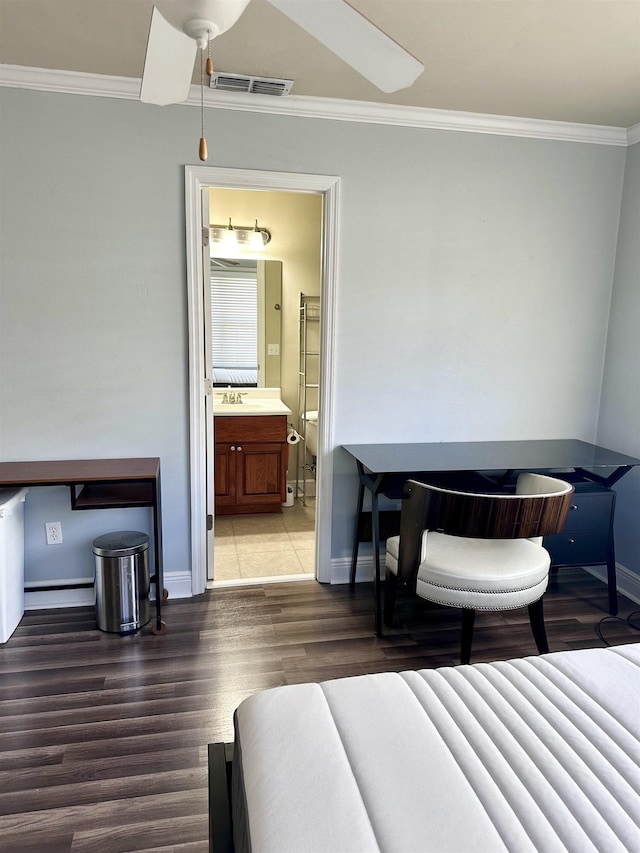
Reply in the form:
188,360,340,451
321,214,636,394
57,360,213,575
211,271,258,370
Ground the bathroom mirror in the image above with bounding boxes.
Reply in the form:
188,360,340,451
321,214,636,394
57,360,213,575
210,258,282,388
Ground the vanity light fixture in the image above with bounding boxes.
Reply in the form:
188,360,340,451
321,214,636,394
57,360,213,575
210,219,271,249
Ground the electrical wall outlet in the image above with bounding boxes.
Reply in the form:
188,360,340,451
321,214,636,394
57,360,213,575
45,521,63,545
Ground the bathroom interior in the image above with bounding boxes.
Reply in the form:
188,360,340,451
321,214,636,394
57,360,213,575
207,187,323,584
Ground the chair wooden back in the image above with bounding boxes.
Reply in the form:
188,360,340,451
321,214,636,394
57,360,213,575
396,476,574,586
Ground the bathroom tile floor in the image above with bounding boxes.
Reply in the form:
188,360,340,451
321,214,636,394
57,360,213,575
212,498,316,582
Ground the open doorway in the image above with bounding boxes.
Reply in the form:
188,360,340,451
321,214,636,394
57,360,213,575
185,166,340,596
208,188,322,584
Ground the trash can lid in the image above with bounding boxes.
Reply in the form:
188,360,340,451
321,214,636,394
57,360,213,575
92,530,149,557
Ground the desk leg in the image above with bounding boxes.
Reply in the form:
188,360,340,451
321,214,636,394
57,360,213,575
372,493,383,637
350,481,365,587
151,472,167,634
606,520,618,617
606,559,618,616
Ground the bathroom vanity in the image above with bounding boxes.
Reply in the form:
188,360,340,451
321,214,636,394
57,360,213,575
214,395,291,515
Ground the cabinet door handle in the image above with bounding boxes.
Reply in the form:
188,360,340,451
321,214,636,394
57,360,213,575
237,446,242,452
571,504,578,510
230,446,236,451
568,538,575,544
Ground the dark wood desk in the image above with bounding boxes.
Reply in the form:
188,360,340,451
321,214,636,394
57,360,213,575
343,439,640,634
0,458,166,634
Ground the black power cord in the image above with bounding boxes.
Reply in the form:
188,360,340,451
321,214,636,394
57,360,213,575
595,610,640,645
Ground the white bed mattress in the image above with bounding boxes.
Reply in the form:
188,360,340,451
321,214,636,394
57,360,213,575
232,643,640,853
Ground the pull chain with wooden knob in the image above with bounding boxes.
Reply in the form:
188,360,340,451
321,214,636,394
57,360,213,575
199,47,208,161
198,31,213,162
206,30,214,77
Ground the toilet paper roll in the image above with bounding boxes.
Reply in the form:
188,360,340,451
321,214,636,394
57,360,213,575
287,430,301,445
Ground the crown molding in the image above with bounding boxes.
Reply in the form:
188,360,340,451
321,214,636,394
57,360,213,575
0,63,631,147
0,64,141,100
627,123,640,146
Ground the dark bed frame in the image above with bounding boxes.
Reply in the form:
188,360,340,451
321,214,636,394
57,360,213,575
208,742,234,852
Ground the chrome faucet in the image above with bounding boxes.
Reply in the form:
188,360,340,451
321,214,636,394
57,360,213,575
217,390,246,404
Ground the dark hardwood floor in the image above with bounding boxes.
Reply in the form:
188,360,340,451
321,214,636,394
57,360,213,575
1,569,638,852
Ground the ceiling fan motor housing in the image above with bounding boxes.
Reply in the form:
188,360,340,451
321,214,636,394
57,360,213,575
183,19,221,48
156,0,251,43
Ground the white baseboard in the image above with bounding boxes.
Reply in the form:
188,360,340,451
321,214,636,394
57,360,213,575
25,584,95,611
23,563,639,609
24,570,193,611
330,557,640,605
164,570,193,600
330,555,377,584
584,564,640,606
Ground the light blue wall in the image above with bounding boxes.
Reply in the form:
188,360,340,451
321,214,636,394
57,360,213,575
597,142,640,575
0,86,631,587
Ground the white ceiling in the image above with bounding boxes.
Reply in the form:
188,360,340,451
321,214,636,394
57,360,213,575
1,0,639,128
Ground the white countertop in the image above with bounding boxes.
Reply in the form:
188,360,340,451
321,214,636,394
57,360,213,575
213,394,291,417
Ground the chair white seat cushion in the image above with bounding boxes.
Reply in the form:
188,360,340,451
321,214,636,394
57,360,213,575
386,532,551,611
384,535,401,576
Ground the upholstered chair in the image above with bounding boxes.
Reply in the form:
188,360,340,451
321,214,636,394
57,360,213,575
384,473,574,664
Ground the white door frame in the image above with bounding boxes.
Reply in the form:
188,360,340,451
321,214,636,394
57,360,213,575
185,165,340,595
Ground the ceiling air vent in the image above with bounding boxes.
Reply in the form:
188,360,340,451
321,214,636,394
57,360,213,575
210,72,294,97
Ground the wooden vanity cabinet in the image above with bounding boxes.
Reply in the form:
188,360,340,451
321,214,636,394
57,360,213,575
214,415,288,515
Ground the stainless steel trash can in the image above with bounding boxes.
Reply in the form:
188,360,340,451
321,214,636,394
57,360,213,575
93,531,150,634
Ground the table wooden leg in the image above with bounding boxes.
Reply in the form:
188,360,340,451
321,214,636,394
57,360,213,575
152,472,165,632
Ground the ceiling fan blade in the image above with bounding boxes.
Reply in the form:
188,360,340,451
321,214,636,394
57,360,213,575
140,6,197,105
266,0,424,93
